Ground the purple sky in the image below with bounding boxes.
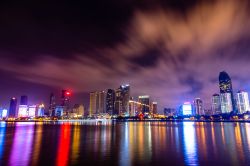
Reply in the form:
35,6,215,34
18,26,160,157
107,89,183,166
0,0,250,111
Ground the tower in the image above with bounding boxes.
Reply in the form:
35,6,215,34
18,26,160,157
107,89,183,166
219,71,235,113
49,93,56,116
138,95,150,114
236,90,250,114
9,97,17,118
212,94,221,114
194,98,203,115
106,89,115,115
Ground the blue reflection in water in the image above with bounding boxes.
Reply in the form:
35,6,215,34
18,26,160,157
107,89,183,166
9,122,35,166
0,122,6,160
183,122,198,166
119,122,130,166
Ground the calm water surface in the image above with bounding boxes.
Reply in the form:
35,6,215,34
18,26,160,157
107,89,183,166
0,121,250,166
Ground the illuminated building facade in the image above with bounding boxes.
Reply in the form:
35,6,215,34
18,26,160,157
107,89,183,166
120,84,130,115
72,104,85,117
9,97,17,118
129,100,139,116
220,93,233,114
106,89,115,115
18,105,28,117
212,94,221,114
114,88,122,115
61,90,71,115
49,93,56,116
114,85,130,116
28,105,37,117
37,104,45,116
181,102,194,116
194,98,203,115
89,91,105,116
151,102,158,114
236,90,250,114
164,108,176,116
138,95,150,114
219,71,235,113
1,109,8,119
55,106,64,117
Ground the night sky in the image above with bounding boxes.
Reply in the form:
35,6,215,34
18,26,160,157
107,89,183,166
1,0,250,111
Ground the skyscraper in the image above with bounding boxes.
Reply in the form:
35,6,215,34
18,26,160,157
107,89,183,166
106,89,115,115
49,93,56,116
236,90,250,114
97,91,105,114
20,95,28,105
138,95,150,114
194,98,203,115
219,71,235,113
114,88,122,115
151,102,158,114
212,94,221,114
61,90,71,116
9,97,17,118
220,93,233,114
120,84,130,115
89,92,97,116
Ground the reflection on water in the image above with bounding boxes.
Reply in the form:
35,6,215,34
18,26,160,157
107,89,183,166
0,121,250,165
183,122,197,166
9,122,34,166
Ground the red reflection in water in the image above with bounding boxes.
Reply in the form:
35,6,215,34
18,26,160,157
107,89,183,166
56,123,71,166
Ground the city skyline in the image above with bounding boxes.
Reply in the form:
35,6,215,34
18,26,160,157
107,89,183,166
1,1,250,111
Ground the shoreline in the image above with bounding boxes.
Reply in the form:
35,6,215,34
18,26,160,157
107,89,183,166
1,119,250,123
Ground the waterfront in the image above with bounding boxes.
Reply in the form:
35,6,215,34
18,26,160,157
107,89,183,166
0,121,250,166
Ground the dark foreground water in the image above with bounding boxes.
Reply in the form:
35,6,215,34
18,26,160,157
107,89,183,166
0,121,250,166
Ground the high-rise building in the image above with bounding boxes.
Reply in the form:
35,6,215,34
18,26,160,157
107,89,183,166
89,91,105,116
181,102,194,116
212,94,221,114
98,91,105,114
18,105,28,117
89,92,97,116
20,95,28,105
129,99,139,116
37,104,45,117
106,89,115,115
194,98,203,115
151,102,158,114
28,105,37,117
49,93,56,116
114,88,122,115
138,95,150,114
220,93,233,114
219,71,235,113
61,90,71,115
120,84,130,115
236,90,250,114
72,104,85,117
9,97,17,118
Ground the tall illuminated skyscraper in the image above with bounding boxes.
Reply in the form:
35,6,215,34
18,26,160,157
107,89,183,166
194,98,203,115
151,102,158,114
138,95,150,114
120,84,130,115
220,93,233,113
9,97,17,118
236,90,250,114
49,93,56,116
219,71,235,113
114,88,122,115
97,91,105,114
89,92,97,116
106,89,115,115
212,94,221,114
61,90,71,116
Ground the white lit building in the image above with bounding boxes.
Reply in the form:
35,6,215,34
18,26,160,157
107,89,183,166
18,105,28,117
28,105,37,117
220,93,233,113
194,98,204,115
236,90,250,114
212,94,221,114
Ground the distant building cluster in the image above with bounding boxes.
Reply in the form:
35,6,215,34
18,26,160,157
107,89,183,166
89,84,158,118
0,71,249,120
164,71,250,117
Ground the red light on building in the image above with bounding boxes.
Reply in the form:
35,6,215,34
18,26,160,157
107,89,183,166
66,92,70,96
